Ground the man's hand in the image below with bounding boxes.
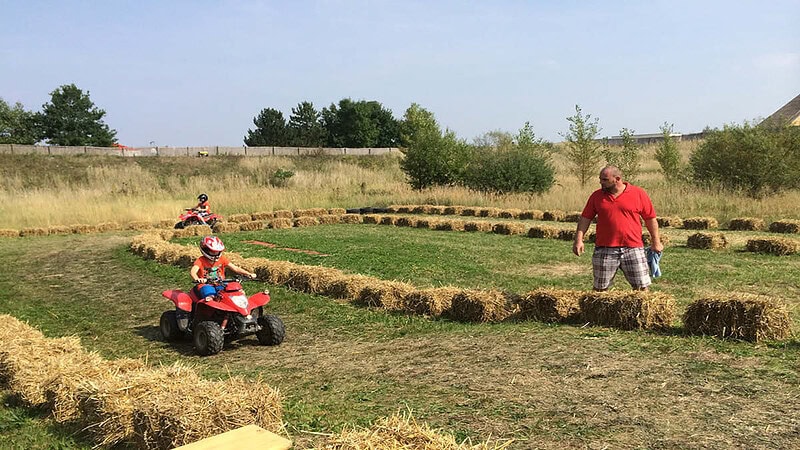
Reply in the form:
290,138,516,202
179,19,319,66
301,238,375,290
651,240,664,253
573,240,584,256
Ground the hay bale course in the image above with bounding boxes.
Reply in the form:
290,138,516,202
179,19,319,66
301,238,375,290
562,212,583,223
318,214,343,225
328,207,347,215
251,211,275,220
519,209,544,220
745,237,800,255
326,273,375,300
293,207,329,217
48,225,72,235
356,280,416,311
268,218,294,229
404,287,461,317
460,207,479,217
97,221,121,232
239,220,266,231
273,209,294,219
557,229,580,241
657,216,684,228
498,208,521,219
434,219,465,231
642,233,670,247
213,222,241,233
0,228,20,237
429,205,446,215
579,291,676,331
127,220,154,230
396,217,419,228
527,225,559,239
768,219,800,234
542,210,566,222
687,232,728,250
416,218,440,229
446,289,518,323
285,265,346,295
227,213,252,223
727,217,765,231
682,217,719,230
478,207,501,218
362,214,383,224
443,206,464,215
492,222,528,235
19,227,49,237
340,213,363,224
516,289,582,323
294,216,320,227
464,221,493,232
683,294,792,342
378,215,398,226
253,259,301,286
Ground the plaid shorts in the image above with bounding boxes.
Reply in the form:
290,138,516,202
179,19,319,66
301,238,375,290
591,246,651,290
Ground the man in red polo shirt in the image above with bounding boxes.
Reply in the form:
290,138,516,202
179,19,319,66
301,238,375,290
573,165,663,291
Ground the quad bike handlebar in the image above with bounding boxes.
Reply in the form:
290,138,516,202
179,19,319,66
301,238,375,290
193,277,257,285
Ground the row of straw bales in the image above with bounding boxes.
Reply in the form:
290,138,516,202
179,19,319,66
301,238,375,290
0,315,506,449
132,233,792,340
0,314,284,448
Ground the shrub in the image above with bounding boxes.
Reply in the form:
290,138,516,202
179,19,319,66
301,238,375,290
655,122,682,181
269,168,295,187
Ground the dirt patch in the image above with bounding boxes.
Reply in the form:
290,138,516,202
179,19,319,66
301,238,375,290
245,240,329,256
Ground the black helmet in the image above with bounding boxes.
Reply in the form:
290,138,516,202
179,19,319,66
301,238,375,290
198,193,208,203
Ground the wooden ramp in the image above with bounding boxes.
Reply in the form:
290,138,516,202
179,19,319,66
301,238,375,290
173,424,292,449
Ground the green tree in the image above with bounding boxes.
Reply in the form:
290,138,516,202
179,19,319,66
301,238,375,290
604,128,641,182
244,108,288,146
321,99,400,148
655,122,682,180
561,105,603,187
287,101,325,147
399,103,468,189
37,84,117,146
0,98,38,144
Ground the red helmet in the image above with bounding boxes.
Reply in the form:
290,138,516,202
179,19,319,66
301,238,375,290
200,235,225,261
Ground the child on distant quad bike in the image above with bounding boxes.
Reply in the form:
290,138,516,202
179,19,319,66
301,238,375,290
191,236,256,300
193,193,211,215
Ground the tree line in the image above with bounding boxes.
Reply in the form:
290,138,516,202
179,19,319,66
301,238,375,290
3,84,799,198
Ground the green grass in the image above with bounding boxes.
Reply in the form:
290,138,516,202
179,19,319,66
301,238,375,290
1,228,799,449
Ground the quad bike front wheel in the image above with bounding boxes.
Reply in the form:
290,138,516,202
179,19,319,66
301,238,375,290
256,315,285,346
194,321,224,355
159,311,181,341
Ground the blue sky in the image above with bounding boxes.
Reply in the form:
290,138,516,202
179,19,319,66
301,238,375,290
2,0,798,146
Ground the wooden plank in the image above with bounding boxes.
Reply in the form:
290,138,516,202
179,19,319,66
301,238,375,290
173,424,292,450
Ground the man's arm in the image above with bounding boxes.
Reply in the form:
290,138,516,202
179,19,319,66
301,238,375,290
573,216,592,256
644,217,664,253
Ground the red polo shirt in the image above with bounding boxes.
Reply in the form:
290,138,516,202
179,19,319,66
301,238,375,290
581,182,656,247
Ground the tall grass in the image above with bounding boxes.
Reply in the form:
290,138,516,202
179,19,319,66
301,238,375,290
1,143,800,228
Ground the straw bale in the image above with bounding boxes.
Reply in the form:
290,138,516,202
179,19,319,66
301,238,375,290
239,220,266,231
328,208,347,215
340,214,363,224
492,222,528,235
363,214,383,224
687,232,728,249
434,220,465,232
228,213,253,223
683,217,719,230
446,289,518,323
557,229,579,241
396,217,419,228
294,216,319,228
254,260,297,285
542,210,566,221
268,218,294,229
519,209,544,220
683,294,791,342
318,214,343,225
516,288,582,323
48,225,73,235
385,205,401,213
213,222,241,233
478,207,501,218
154,219,175,229
286,265,346,295
461,221,489,232
326,273,374,300
321,412,483,450
416,218,439,229
356,280,416,311
657,216,684,228
380,215,399,226
171,228,195,238
188,224,213,236
250,211,274,220
745,237,800,255
274,209,293,218
295,207,329,217
158,229,175,241
411,205,428,214
642,233,670,247
155,246,182,265
20,227,49,237
768,220,800,234
404,287,460,317
727,217,765,231
528,225,559,239
562,212,583,223
579,291,676,330
461,207,479,217
443,206,464,215
429,205,446,215
127,220,153,230
586,232,597,243
174,247,200,268
0,229,20,237
396,205,414,214
498,208,521,219
97,222,121,232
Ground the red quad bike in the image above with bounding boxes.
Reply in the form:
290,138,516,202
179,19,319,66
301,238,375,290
174,209,222,229
159,278,285,356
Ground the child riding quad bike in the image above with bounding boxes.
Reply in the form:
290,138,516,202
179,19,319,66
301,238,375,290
159,236,285,355
174,193,221,229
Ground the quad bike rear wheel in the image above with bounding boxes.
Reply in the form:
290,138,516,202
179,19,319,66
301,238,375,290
174,221,185,229
159,310,181,341
194,321,224,355
256,315,285,346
